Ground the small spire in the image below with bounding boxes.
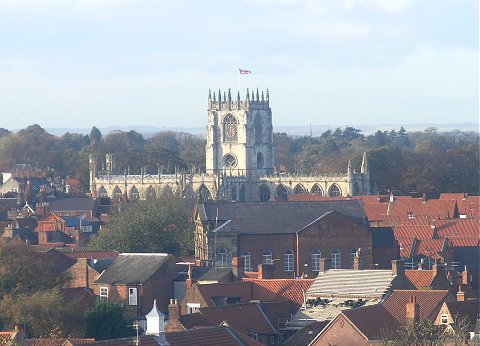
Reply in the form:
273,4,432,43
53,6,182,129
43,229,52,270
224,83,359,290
208,89,211,100
213,91,216,102
246,88,250,100
218,89,221,103
266,89,269,106
256,88,260,101
361,152,368,174
261,90,264,101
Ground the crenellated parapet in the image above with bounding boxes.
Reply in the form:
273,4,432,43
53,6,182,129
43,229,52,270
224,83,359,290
208,88,270,111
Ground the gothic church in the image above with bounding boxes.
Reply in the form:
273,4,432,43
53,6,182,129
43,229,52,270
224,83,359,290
89,89,370,201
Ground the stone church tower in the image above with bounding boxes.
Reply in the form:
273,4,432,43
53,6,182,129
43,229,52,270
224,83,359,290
89,88,371,202
206,88,274,177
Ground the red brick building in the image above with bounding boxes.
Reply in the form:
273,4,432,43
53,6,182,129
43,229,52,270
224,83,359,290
93,253,177,318
195,201,388,278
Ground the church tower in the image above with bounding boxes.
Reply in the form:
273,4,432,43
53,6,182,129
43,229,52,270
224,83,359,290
205,88,274,177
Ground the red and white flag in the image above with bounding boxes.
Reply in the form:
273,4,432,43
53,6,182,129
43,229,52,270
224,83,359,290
239,69,252,74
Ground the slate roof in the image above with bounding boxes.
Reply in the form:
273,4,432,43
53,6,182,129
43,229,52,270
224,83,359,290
201,200,366,234
49,198,96,212
307,269,398,299
195,282,253,307
371,227,396,247
196,267,233,282
94,253,171,285
0,198,17,219
242,278,314,306
61,216,92,227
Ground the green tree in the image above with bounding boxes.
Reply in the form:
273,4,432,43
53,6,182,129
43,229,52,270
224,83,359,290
90,192,194,255
85,299,132,341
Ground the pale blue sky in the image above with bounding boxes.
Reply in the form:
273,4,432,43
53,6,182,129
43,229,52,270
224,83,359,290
0,0,478,130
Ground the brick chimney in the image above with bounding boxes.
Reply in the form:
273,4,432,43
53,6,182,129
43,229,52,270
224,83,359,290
232,256,244,281
319,258,331,273
165,298,184,332
258,263,275,279
462,266,469,286
406,295,419,325
186,264,193,289
457,286,465,302
353,249,366,270
432,259,444,279
391,260,405,277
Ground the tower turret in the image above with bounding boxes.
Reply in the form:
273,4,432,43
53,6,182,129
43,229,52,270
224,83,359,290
361,152,369,175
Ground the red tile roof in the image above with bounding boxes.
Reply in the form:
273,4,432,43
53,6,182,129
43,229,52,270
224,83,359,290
61,251,120,260
394,225,437,240
382,290,454,324
363,203,388,222
398,238,415,258
414,239,446,257
27,338,95,346
447,237,480,247
0,332,16,344
435,219,480,238
182,303,277,336
242,278,314,306
405,270,435,288
166,325,261,346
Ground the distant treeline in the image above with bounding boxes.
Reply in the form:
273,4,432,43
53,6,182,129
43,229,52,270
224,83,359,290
0,125,478,197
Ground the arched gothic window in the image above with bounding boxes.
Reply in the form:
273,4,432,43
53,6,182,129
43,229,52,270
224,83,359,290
198,185,212,201
284,250,294,272
275,184,288,202
240,251,251,271
98,186,108,198
223,114,238,142
262,250,273,265
331,249,341,269
293,184,306,194
259,185,271,202
130,186,140,200
311,250,321,272
311,184,323,195
254,115,263,144
257,152,264,169
145,186,156,199
328,184,341,197
113,186,122,199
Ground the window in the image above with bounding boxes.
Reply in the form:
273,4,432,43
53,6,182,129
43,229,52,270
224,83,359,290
100,287,108,300
311,184,323,195
241,251,252,271
350,249,357,268
98,186,108,198
145,186,156,199
311,250,321,272
187,303,200,314
328,184,341,197
130,186,140,200
259,185,271,202
331,249,341,269
231,185,237,201
198,185,212,201
223,114,238,142
284,250,294,272
293,184,306,194
275,184,288,202
441,314,449,325
128,287,137,306
262,250,273,265
257,152,264,169
270,335,275,345
223,153,238,168
216,246,230,267
113,186,122,199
